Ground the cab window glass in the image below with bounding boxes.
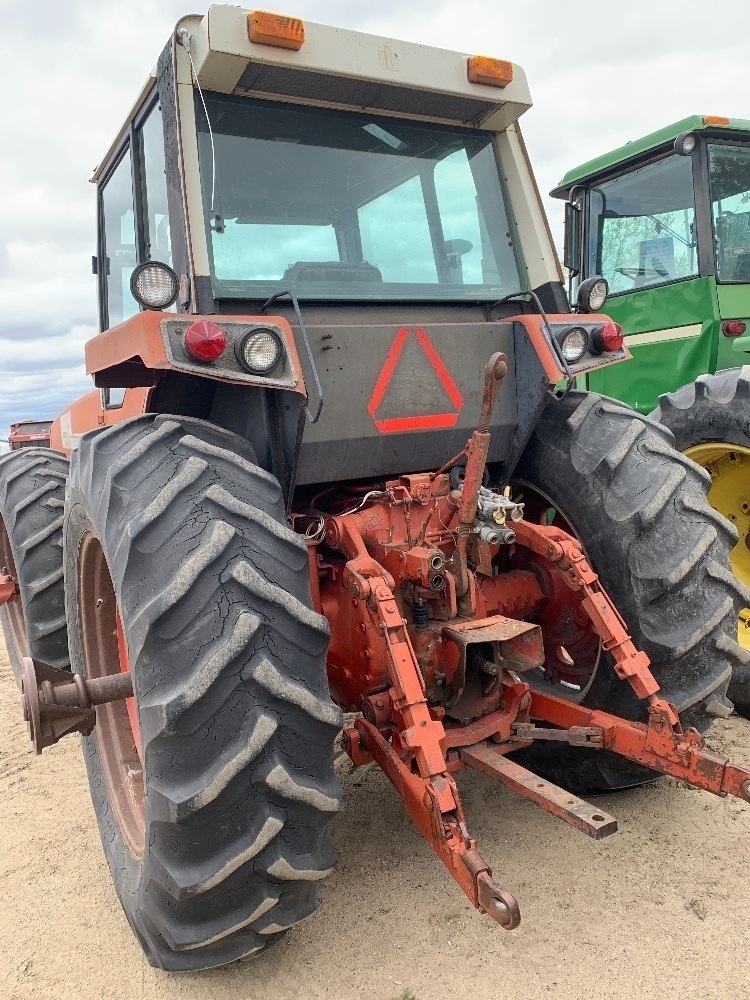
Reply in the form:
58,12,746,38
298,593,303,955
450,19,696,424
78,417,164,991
709,143,750,282
102,149,138,326
138,104,172,266
103,387,126,409
215,221,339,281
434,149,486,285
588,155,698,295
196,94,522,301
358,175,437,283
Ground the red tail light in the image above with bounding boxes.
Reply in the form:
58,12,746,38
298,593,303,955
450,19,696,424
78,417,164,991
595,322,624,353
722,320,747,337
184,320,227,362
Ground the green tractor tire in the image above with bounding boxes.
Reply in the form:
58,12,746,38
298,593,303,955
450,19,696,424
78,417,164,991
652,367,750,713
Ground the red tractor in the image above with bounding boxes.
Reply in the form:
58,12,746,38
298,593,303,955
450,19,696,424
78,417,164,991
7,419,53,450
1,7,749,972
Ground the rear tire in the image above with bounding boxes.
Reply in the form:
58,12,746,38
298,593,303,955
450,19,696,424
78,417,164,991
511,391,748,794
653,368,750,714
65,414,343,971
0,448,69,686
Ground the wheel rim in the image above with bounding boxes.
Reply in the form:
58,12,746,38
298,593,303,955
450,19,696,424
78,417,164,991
684,443,750,652
511,479,601,702
77,531,145,858
0,518,29,661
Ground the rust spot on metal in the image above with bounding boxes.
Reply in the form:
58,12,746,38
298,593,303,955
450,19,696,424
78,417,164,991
0,573,18,606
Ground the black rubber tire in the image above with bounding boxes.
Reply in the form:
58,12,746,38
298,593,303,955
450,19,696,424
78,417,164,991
652,368,750,714
64,414,343,971
0,448,69,686
511,391,749,794
653,368,750,451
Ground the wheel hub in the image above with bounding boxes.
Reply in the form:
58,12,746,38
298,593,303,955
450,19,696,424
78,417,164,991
685,443,750,651
77,531,145,858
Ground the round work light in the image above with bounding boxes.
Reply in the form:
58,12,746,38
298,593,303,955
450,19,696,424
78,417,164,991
236,328,283,375
560,327,589,363
674,131,698,156
130,261,180,310
576,275,608,314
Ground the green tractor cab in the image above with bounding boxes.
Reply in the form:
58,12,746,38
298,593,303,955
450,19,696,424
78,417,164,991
556,116,750,662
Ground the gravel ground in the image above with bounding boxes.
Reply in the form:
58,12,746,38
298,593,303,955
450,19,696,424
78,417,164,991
1,634,749,1000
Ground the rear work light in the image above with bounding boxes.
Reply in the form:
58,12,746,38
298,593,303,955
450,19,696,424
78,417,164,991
184,320,227,362
560,327,588,363
576,275,608,313
236,328,283,374
722,320,747,337
130,261,179,310
674,131,698,156
593,322,624,353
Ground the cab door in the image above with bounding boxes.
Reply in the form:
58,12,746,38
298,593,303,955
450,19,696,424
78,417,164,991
96,94,174,332
582,152,716,414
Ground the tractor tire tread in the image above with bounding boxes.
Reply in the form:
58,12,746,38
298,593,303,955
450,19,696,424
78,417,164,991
0,447,70,682
512,390,746,792
65,414,342,971
652,368,750,715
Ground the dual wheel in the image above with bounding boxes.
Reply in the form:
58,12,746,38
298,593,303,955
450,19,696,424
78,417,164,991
0,396,747,969
0,448,69,686
1,419,343,970
652,368,750,708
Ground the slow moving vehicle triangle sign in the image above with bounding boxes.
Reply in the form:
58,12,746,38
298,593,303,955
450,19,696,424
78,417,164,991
367,326,464,433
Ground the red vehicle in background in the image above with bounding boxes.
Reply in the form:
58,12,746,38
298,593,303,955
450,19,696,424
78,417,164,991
8,420,53,451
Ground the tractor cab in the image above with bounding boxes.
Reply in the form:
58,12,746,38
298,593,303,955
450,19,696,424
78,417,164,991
555,116,750,412
84,5,633,500
94,6,539,333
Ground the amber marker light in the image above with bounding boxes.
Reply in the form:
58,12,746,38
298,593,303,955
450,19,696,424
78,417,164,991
467,56,513,88
248,10,305,50
703,116,730,126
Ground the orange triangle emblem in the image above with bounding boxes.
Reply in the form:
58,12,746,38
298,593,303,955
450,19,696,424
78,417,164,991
368,326,464,434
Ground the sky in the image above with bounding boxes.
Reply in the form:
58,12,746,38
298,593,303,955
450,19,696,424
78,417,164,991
2,0,750,443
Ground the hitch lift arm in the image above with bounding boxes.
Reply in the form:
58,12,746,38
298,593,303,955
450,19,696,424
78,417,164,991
334,505,750,932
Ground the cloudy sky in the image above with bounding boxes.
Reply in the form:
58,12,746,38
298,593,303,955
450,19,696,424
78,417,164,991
2,0,749,444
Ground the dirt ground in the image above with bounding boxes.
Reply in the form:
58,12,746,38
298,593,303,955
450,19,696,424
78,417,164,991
2,635,750,1000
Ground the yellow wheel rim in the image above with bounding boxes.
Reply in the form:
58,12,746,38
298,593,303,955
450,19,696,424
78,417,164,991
685,443,750,651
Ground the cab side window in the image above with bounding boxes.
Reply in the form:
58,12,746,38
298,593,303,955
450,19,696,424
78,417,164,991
101,148,138,327
102,387,126,409
709,143,750,282
588,155,698,295
138,103,172,267
98,98,173,329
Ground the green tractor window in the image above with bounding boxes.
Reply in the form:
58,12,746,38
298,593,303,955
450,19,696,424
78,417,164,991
709,143,750,282
588,154,697,295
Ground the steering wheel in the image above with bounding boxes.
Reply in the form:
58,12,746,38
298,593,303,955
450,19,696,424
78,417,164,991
615,266,666,283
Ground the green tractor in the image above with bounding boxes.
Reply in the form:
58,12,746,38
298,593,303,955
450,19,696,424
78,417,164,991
556,116,750,696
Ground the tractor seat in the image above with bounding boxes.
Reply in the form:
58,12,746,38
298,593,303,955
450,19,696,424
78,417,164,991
732,253,750,282
282,261,383,283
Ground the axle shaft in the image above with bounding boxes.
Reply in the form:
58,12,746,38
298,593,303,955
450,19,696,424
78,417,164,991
21,657,133,754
